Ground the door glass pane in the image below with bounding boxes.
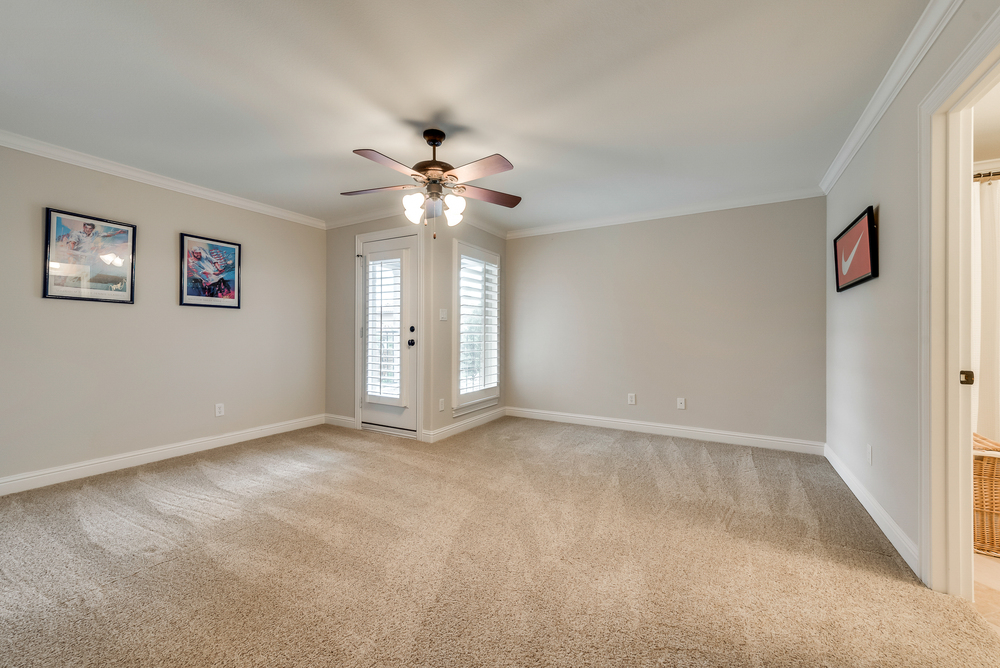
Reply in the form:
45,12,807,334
367,257,401,398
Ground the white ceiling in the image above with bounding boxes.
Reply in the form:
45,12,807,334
0,0,929,235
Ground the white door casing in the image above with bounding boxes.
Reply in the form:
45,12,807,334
355,229,421,437
920,21,1000,597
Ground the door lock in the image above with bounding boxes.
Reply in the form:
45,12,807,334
410,326,415,332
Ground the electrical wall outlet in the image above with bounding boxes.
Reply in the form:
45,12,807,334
439,398,445,412
677,398,686,410
867,443,872,466
627,393,636,405
215,403,225,417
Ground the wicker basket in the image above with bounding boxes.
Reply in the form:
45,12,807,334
974,452,1000,558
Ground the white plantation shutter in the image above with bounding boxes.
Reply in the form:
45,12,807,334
453,242,500,412
366,253,405,405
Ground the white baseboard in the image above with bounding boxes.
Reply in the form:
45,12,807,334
423,407,507,443
0,414,327,498
324,414,357,429
505,407,826,456
824,445,920,574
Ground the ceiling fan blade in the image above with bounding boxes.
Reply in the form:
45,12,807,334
457,185,522,208
353,149,421,178
340,184,420,196
444,154,513,184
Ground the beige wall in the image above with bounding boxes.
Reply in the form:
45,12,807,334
0,146,326,479
506,197,827,442
825,0,1000,544
325,217,505,433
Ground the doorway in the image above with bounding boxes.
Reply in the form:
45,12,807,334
355,227,423,438
922,25,1000,600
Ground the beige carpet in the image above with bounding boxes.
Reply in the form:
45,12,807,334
2,417,999,667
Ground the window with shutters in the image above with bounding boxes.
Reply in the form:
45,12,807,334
453,241,500,416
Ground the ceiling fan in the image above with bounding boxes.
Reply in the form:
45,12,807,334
341,129,521,230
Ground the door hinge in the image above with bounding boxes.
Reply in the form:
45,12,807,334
360,326,364,338
960,370,975,385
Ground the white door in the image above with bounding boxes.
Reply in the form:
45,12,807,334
360,235,419,435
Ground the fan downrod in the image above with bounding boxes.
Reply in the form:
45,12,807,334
414,128,453,176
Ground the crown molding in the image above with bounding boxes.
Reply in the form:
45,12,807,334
0,129,327,229
975,158,1000,172
504,187,824,240
819,0,963,194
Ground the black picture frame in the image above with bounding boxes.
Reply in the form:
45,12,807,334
834,205,878,292
180,233,242,309
43,208,136,304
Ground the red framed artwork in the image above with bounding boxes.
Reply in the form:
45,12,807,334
834,206,878,292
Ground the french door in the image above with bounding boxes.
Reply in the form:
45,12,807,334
359,234,419,435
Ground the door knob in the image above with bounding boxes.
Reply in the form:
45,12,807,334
408,339,416,347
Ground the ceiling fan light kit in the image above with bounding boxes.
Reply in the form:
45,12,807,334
341,128,521,237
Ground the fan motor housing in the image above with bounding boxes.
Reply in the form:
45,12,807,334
412,160,454,180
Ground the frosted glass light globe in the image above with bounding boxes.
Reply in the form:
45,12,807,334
444,194,466,214
402,192,426,211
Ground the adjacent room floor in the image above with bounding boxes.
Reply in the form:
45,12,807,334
975,553,1000,636
2,418,999,666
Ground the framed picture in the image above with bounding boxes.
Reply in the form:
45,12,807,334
43,208,136,303
834,205,878,292
180,233,241,308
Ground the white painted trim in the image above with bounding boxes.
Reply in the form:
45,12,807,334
824,445,920,574
453,397,499,418
0,414,327,498
423,407,507,444
505,407,825,456
0,130,326,229
504,188,823,240
819,0,962,194
917,3,1000,595
919,7,1000,119
324,414,357,429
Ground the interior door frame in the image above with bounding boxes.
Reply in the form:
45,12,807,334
355,225,426,441
919,14,1000,598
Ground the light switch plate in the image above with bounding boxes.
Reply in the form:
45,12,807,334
440,309,448,321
